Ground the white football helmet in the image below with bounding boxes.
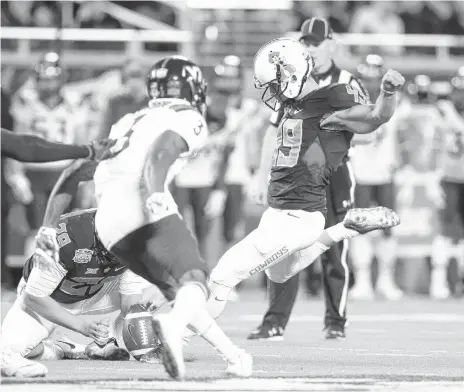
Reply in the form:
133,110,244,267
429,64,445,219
253,38,313,110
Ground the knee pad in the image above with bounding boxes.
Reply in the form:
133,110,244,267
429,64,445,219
178,269,209,298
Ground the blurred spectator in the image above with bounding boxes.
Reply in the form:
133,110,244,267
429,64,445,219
98,58,149,138
76,1,121,29
350,1,405,55
30,1,60,28
1,87,15,292
325,1,351,33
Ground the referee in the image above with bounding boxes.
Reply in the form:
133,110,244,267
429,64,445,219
248,17,370,341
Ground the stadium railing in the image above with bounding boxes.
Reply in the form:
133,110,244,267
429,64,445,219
1,26,464,73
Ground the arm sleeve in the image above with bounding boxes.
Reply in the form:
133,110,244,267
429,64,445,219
329,84,363,110
348,76,371,104
119,269,150,295
25,255,68,297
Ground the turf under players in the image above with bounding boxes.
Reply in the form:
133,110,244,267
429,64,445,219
203,38,403,321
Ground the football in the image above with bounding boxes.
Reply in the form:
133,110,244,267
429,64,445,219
123,303,160,361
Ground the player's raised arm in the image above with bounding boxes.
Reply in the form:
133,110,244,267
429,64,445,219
321,70,405,134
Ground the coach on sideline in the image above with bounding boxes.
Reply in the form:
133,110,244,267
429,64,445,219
248,17,370,341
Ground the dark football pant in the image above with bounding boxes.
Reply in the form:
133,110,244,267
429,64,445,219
261,162,354,329
172,185,212,258
223,184,244,245
110,214,210,301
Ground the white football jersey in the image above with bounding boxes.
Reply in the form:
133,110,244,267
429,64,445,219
94,98,208,249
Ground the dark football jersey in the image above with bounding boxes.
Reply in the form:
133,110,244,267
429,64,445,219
23,208,127,304
268,83,363,213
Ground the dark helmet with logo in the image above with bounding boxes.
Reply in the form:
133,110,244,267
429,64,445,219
146,56,207,115
213,55,243,94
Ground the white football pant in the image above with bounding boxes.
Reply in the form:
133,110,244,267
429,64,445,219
208,207,325,318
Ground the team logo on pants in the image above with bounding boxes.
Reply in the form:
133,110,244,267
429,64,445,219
249,246,289,276
73,249,93,264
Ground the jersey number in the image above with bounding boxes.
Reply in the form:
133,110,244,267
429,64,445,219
32,117,66,142
345,85,366,104
274,119,303,167
56,223,71,248
60,277,105,297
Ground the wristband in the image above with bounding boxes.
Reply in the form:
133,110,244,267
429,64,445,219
85,144,95,160
380,86,396,95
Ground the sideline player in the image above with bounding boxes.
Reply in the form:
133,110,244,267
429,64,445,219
34,56,253,380
203,38,403,323
0,206,154,378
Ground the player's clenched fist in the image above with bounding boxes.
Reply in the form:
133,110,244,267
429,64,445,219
381,69,405,94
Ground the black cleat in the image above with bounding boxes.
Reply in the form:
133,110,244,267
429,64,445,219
247,324,284,341
324,324,346,340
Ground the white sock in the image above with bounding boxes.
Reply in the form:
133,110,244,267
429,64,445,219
350,235,374,289
170,283,207,332
325,222,359,243
376,237,398,286
431,236,451,288
188,307,240,362
111,314,125,348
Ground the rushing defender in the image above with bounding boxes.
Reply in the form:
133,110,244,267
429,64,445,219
203,38,403,321
34,56,252,380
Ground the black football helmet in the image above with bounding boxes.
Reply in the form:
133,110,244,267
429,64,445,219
146,56,207,116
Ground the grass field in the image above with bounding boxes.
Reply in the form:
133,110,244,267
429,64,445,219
2,291,464,392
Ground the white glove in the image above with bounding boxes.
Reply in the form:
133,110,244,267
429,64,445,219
204,189,227,219
146,192,177,220
35,226,60,267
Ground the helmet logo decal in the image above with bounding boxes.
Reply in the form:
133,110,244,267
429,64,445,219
268,51,296,79
183,65,202,83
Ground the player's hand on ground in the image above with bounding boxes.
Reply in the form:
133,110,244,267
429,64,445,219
35,226,60,265
247,173,268,206
381,69,405,94
80,319,110,344
204,189,227,219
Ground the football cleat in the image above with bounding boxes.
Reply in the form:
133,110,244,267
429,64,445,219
85,338,130,361
343,207,400,234
139,345,163,364
324,324,346,340
376,279,404,301
54,336,87,359
1,347,48,378
226,349,253,377
152,313,185,380
247,324,284,341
